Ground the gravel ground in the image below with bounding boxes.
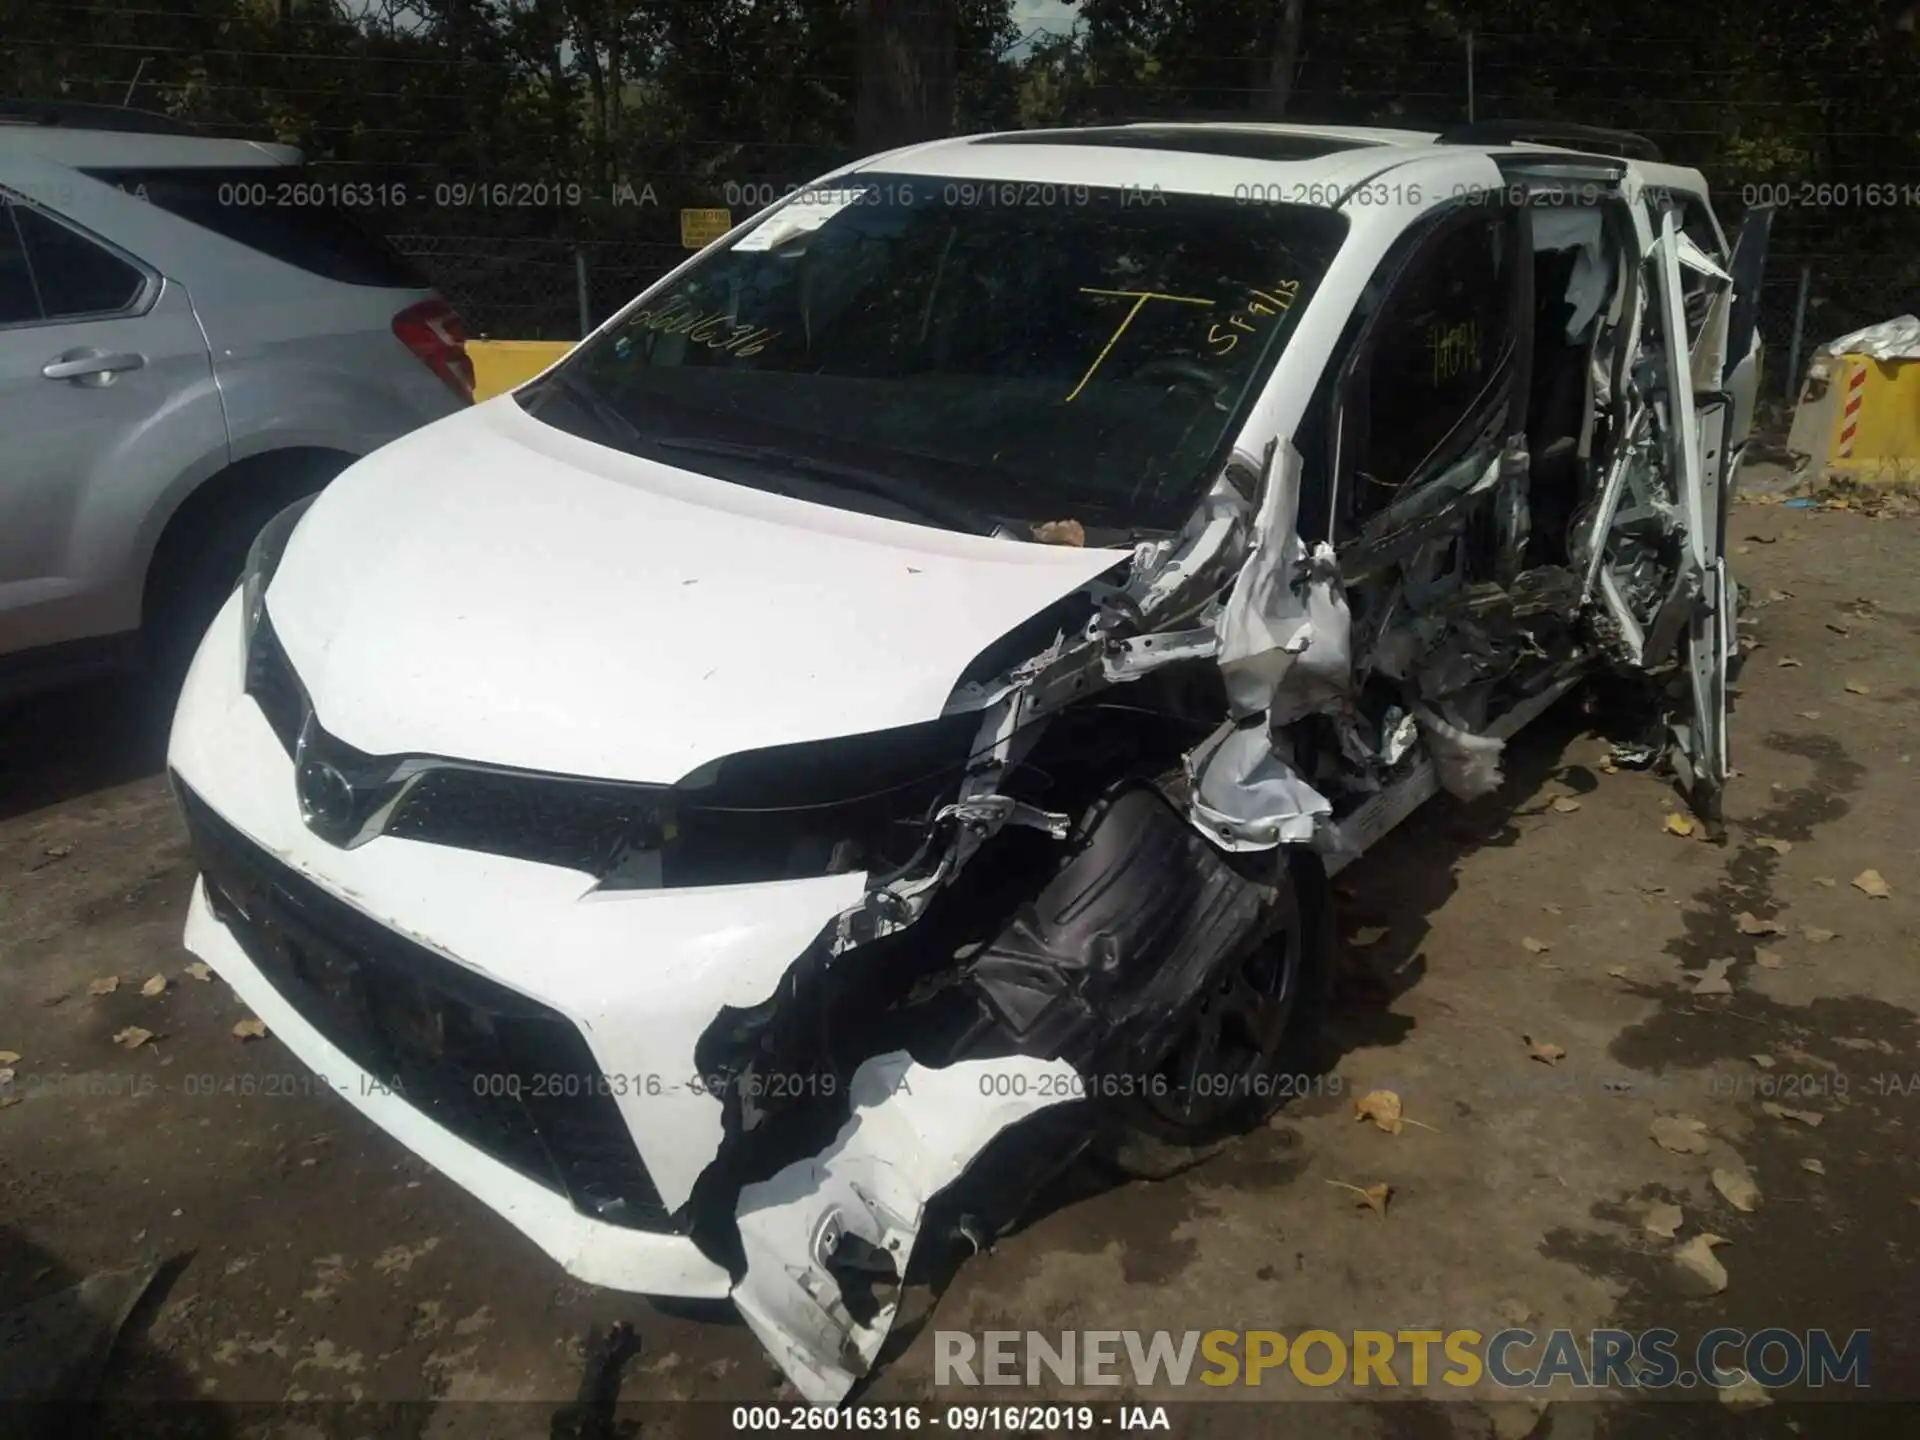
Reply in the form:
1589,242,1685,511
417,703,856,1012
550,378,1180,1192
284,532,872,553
2,489,1917,1439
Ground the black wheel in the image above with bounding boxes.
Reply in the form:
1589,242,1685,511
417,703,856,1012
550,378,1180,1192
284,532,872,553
1100,845,1334,1179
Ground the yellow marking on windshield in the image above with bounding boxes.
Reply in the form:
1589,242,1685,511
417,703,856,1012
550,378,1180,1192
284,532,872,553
1066,288,1215,402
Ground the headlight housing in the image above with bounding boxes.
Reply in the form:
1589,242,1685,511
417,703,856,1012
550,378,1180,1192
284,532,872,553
239,494,318,659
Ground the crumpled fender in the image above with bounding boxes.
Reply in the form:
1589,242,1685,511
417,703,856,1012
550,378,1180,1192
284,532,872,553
730,1051,1080,1404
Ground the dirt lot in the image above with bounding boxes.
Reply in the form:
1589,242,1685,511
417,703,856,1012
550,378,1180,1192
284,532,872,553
3,486,1919,1438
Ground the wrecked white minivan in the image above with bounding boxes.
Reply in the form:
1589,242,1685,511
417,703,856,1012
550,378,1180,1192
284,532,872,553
169,121,1767,1402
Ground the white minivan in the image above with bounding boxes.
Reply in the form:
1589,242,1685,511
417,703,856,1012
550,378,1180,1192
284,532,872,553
167,120,1768,1402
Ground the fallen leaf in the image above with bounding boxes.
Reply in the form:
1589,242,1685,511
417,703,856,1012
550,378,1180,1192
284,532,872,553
1760,1101,1824,1127
232,1018,268,1041
1751,1054,1775,1069
1852,869,1891,899
140,974,167,998
1711,1167,1761,1213
1542,903,1563,915
1672,1233,1731,1295
1664,813,1697,837
1800,1158,1826,1175
1030,518,1086,547
113,1026,153,1050
1693,957,1736,997
184,963,213,983
1326,1179,1392,1217
1778,1045,1837,1074
1719,1374,1772,1410
1803,926,1837,943
1651,1115,1712,1155
42,843,73,859
1348,925,1389,948
1550,797,1582,813
1353,1090,1404,1135
1755,948,1786,970
1606,965,1632,980
1776,657,1802,668
1812,877,1837,888
1756,837,1792,855
1796,710,1822,720
1643,1201,1684,1238
1735,912,1784,936
1525,1035,1566,1066
1521,936,1553,955
88,976,120,997
1844,681,1871,696
1826,621,1851,635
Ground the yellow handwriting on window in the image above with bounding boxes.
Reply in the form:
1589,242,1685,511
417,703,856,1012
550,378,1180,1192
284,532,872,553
629,295,779,358
1205,277,1301,356
1426,318,1481,385
1066,288,1215,402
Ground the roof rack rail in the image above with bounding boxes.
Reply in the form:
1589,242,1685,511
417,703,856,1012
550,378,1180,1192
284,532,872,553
1435,120,1661,162
0,99,205,135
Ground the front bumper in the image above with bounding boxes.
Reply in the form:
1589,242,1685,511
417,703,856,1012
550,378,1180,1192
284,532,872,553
168,589,871,1298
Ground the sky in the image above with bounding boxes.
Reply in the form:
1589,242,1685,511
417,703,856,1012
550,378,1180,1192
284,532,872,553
1011,0,1082,41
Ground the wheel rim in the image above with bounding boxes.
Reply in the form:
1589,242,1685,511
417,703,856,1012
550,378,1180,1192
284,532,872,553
1144,877,1304,1129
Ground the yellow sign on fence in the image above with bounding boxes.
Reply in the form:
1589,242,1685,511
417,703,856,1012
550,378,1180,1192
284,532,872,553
680,207,732,250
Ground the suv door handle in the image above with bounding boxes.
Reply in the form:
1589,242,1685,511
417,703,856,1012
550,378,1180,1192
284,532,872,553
42,349,146,383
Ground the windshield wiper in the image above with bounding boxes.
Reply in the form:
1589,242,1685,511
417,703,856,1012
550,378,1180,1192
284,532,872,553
522,369,643,449
645,435,993,535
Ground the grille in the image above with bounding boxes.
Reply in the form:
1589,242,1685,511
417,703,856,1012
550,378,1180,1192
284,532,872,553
245,610,306,759
176,779,676,1233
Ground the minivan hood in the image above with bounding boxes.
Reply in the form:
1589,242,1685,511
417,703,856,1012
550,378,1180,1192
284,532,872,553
266,398,1127,783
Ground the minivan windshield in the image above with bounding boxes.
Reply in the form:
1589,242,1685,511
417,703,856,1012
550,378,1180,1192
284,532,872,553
519,174,1347,534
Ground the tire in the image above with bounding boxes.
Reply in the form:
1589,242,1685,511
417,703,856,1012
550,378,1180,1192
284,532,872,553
142,456,344,695
1099,845,1335,1180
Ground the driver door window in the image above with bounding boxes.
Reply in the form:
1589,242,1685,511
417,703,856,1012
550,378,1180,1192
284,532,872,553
1335,208,1522,535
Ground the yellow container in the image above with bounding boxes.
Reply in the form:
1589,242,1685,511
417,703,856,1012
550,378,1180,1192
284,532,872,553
468,340,576,402
1788,347,1920,485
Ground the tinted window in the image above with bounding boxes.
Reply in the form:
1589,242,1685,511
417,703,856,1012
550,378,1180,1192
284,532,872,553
11,202,145,318
0,202,37,324
82,167,426,289
521,176,1348,534
1345,211,1518,518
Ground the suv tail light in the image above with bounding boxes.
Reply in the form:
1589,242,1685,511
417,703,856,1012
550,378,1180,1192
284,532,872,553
392,298,474,402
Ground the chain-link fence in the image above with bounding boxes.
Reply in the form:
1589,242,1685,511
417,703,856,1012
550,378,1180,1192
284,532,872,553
389,233,685,341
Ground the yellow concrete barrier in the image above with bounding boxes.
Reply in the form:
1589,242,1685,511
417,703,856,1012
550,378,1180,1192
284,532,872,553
1787,322,1920,486
469,340,576,402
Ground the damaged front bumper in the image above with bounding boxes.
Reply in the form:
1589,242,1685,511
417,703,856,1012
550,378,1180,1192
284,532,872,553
170,589,1092,1401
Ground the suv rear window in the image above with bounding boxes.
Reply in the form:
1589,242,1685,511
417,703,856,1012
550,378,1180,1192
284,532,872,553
80,167,425,289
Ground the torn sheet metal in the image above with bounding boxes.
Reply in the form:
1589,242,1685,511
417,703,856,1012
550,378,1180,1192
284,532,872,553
1188,720,1331,849
1819,314,1920,362
1410,703,1505,800
1533,206,1612,340
730,1051,1079,1404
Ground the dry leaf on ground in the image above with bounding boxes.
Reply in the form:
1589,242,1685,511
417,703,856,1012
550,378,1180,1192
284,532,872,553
88,976,120,997
1712,1167,1761,1213
1755,948,1786,970
1672,1233,1731,1295
1643,1201,1684,1238
1751,1054,1775,1068
1521,936,1553,955
140,974,167,997
1651,1115,1712,1154
1760,1101,1824,1127
1844,682,1871,696
1693,958,1736,997
1607,965,1632,981
1776,657,1802,668
1852,869,1892,899
232,1018,268,1041
1325,1180,1394,1218
113,1026,153,1050
1796,710,1822,720
1804,926,1837,943
184,963,213,982
1812,877,1837,888
1756,837,1792,855
1354,1090,1404,1135
1664,813,1697,837
1735,912,1784,936
1719,1375,1772,1410
1801,1159,1826,1175
1525,1035,1566,1066
1550,796,1582,813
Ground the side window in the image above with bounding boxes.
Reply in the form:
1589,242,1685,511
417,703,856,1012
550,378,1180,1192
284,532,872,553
10,202,146,319
0,201,38,325
1338,210,1520,529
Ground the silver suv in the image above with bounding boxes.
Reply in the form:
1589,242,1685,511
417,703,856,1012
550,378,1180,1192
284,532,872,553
0,101,470,699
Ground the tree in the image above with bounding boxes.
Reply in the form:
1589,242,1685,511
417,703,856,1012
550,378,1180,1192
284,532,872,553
857,0,958,149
